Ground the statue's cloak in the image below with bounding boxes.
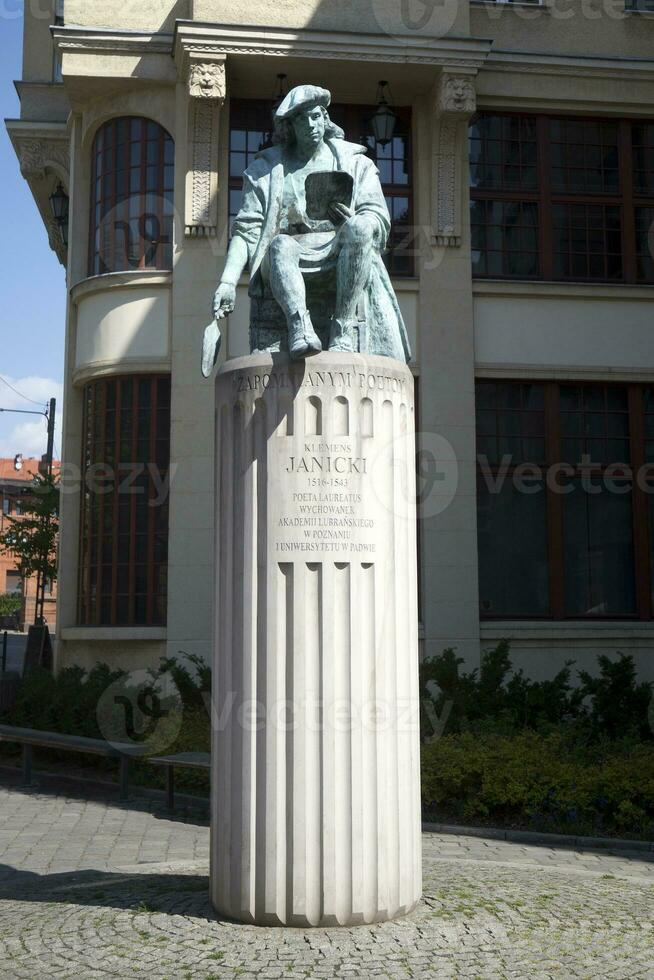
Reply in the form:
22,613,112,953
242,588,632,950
231,138,411,362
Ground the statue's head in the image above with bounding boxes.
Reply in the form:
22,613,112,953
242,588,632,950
273,84,344,150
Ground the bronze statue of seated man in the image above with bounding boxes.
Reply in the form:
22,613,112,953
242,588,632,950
209,84,410,365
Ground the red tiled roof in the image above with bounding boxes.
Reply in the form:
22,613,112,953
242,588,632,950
0,458,61,483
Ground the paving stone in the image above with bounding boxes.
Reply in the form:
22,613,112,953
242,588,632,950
0,781,652,977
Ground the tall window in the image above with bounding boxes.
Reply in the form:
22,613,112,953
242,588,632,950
78,376,170,627
89,117,174,277
476,380,654,620
228,100,414,276
470,113,654,283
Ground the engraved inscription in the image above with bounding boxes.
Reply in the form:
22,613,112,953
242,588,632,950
270,437,377,557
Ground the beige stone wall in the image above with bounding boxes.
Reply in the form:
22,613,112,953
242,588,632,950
474,285,654,376
56,636,167,672
64,0,189,31
73,281,172,381
481,624,654,684
22,0,56,83
193,0,469,37
471,3,654,60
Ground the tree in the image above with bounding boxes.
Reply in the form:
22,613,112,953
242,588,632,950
0,472,59,625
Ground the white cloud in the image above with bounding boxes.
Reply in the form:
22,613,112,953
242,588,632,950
0,375,64,459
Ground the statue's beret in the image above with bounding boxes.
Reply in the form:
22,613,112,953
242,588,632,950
274,85,331,120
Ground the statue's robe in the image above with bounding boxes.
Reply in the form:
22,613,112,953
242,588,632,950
231,137,411,362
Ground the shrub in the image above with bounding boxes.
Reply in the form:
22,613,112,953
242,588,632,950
3,662,126,738
577,654,653,742
420,644,652,744
0,656,212,795
2,645,653,829
0,593,21,619
421,731,654,837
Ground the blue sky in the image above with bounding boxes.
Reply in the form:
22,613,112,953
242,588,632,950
0,7,65,460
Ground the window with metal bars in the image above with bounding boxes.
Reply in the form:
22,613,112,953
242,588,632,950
89,117,174,277
476,380,654,620
469,113,654,283
228,99,414,277
78,376,170,627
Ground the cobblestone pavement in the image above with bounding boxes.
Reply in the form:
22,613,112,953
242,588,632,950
0,780,653,979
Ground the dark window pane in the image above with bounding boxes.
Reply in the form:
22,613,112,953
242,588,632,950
563,480,636,616
635,207,654,284
469,114,538,192
477,480,550,617
78,376,170,626
549,118,618,195
552,204,622,281
632,123,654,195
470,199,539,278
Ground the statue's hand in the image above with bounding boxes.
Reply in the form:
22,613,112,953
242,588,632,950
328,202,354,225
213,282,236,320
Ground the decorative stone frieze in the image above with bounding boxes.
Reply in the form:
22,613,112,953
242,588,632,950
11,132,70,265
14,136,70,182
184,59,225,238
433,73,477,248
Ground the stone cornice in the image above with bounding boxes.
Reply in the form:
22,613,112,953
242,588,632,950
486,48,654,82
174,21,493,69
52,25,174,57
70,270,172,305
53,22,493,69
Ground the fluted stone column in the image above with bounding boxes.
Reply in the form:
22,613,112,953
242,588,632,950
211,352,422,927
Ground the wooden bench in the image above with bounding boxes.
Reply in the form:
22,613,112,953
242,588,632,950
148,751,210,812
0,724,135,800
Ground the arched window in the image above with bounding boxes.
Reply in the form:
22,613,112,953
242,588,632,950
89,117,174,277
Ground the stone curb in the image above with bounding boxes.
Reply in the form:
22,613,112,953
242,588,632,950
422,821,654,852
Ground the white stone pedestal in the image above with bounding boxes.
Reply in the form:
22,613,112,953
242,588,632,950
210,352,422,927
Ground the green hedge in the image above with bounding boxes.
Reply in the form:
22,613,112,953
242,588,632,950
2,646,653,836
419,642,653,743
0,593,21,618
0,657,211,796
422,731,654,838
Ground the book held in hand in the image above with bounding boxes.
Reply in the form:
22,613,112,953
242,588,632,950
305,171,354,221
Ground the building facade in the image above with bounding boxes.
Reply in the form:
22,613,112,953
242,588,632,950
0,458,58,630
8,0,654,678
